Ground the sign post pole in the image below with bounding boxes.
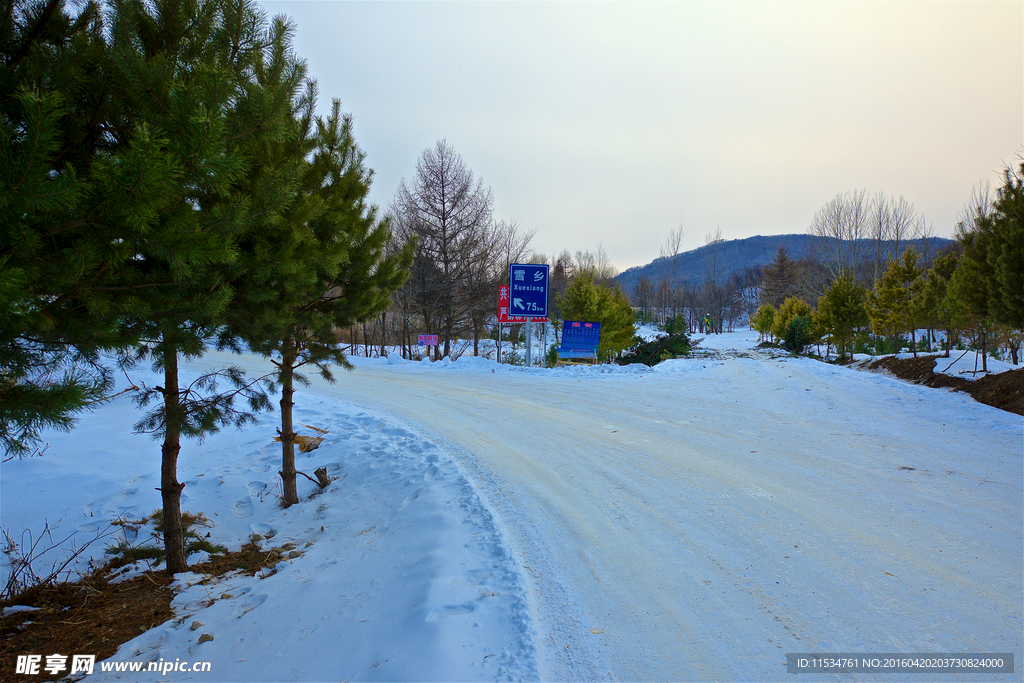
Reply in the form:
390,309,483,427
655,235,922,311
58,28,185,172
526,319,532,367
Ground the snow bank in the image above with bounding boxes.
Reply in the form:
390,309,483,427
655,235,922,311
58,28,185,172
1,361,537,682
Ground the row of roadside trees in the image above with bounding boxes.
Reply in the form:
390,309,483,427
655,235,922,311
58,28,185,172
629,227,755,335
1,0,412,573
753,162,1023,366
629,188,955,338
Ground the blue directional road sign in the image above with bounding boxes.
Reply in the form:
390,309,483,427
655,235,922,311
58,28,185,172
508,263,549,318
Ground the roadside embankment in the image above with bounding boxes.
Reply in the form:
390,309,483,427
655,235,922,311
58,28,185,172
863,354,1024,416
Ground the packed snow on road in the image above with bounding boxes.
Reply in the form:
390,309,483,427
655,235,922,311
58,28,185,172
2,330,1020,681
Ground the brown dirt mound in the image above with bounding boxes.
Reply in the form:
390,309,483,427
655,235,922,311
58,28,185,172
0,570,174,681
866,354,1024,416
1,542,289,681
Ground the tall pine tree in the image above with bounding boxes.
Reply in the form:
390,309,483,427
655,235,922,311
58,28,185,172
816,273,869,361
867,247,923,356
223,95,413,506
979,162,1023,330
3,0,319,573
111,0,310,574
1,1,125,454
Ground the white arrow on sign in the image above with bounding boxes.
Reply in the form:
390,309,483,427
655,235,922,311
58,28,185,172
513,298,524,310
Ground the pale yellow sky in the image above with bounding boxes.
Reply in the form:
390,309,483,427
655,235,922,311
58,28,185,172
261,1,1023,270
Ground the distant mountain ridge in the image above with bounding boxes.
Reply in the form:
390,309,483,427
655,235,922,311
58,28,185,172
614,233,953,292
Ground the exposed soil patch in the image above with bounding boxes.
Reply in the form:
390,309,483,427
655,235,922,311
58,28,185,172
1,543,288,681
1,570,173,681
866,354,1024,416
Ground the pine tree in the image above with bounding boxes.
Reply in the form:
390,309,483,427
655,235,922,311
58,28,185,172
599,285,637,361
866,247,923,356
944,251,998,372
557,272,636,361
949,161,1024,372
771,296,813,342
2,0,365,571
912,248,960,354
816,273,869,361
760,245,800,307
106,0,313,574
5,0,309,572
752,304,776,343
983,162,1023,330
223,97,413,506
1,2,123,454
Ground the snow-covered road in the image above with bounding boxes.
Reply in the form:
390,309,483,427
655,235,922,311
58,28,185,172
5,334,1020,682
309,347,1023,681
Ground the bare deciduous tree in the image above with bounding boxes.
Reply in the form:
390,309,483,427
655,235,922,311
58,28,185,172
391,140,494,358
808,189,869,281
867,192,924,282
574,244,617,283
810,189,927,289
699,227,730,333
470,218,535,355
956,179,994,233
659,225,685,318
632,275,656,319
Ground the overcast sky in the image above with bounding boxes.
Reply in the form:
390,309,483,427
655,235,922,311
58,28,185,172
259,1,1023,272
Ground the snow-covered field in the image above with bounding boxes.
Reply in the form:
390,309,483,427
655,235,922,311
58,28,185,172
2,331,1021,681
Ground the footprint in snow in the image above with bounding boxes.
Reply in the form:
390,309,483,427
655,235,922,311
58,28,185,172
248,522,275,538
450,569,492,586
232,497,254,518
425,602,476,622
76,520,108,534
397,488,422,511
234,593,267,617
245,481,268,497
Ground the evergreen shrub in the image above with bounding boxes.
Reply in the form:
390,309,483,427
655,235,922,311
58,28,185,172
617,331,691,366
783,315,814,353
105,511,225,567
664,315,687,336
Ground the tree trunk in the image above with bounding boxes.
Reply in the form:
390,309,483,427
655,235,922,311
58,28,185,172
160,336,188,575
443,316,452,358
279,335,299,506
981,331,988,373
